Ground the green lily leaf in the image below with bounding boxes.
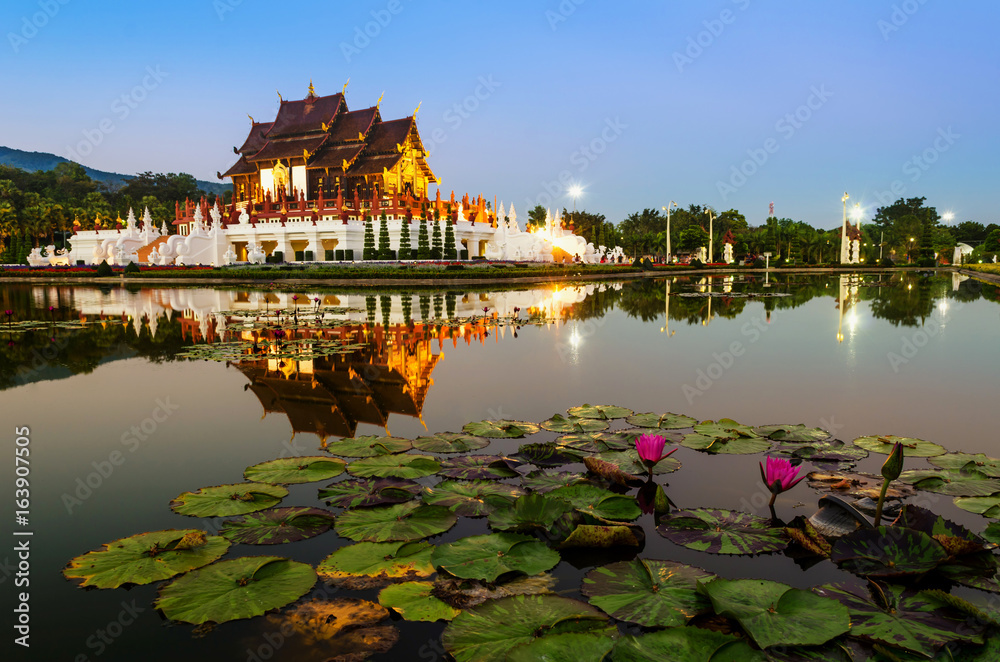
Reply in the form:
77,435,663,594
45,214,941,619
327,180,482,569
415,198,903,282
462,420,541,438
508,632,616,662
413,432,490,454
244,456,347,484
557,523,642,549
422,480,524,517
657,509,788,555
155,556,317,625
520,470,590,493
928,452,1000,478
318,477,422,509
170,482,288,517
892,504,985,545
441,594,615,662
438,455,521,480
898,467,1000,497
625,412,698,430
755,424,832,442
548,484,642,522
335,501,457,542
778,440,870,463
431,532,560,582
317,541,434,589
596,449,680,475
555,431,631,453
694,418,760,439
700,577,850,649
830,526,948,578
955,495,1000,518
814,582,986,658
853,435,946,457
347,453,441,479
567,404,634,420
220,507,335,545
540,413,610,433
63,529,230,589
680,433,772,455
513,441,588,467
378,581,460,622
324,435,413,458
581,559,714,627
610,627,765,662
487,493,576,532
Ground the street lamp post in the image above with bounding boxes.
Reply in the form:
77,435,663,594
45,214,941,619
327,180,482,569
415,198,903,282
705,208,715,264
661,201,677,264
840,192,849,264
909,237,915,264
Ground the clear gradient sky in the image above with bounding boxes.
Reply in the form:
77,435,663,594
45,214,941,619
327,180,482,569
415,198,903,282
2,0,997,229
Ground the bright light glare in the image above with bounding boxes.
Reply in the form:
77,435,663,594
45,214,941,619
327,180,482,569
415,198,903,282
568,185,583,198
942,212,955,222
851,205,864,220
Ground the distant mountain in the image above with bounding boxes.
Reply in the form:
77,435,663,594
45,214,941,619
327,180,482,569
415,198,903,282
0,146,228,196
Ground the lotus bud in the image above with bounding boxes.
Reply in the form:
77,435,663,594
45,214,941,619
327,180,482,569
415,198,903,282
881,442,904,481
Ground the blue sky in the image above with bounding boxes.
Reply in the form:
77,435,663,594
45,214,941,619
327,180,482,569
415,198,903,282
2,0,997,229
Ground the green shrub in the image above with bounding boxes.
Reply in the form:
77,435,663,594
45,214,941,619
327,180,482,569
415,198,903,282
460,249,469,260
96,260,113,277
124,261,140,275
879,257,894,268
294,250,304,261
304,250,314,261
273,251,284,262
689,258,703,269
334,249,344,261
345,249,354,261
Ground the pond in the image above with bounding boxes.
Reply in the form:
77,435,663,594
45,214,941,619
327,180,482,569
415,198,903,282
3,271,1000,661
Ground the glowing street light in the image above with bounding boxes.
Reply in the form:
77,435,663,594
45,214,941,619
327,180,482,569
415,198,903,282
661,201,677,263
568,185,583,213
942,211,955,223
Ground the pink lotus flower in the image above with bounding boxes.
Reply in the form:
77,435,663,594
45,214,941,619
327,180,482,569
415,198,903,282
635,433,677,467
759,456,805,496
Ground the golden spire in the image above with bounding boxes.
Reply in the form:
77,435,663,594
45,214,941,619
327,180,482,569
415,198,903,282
276,90,283,102
247,113,255,124
413,101,421,116
307,79,316,98
377,91,385,108
342,78,350,94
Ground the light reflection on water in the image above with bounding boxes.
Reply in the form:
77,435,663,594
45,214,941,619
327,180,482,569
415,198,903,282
1,271,999,661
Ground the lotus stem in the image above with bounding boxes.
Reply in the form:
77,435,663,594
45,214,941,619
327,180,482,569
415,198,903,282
873,477,891,527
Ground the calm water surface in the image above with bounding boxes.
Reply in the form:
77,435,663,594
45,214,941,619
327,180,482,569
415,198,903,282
1,271,998,661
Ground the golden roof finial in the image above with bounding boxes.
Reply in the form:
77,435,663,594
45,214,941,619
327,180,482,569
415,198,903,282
342,78,350,94
377,91,385,108
307,79,316,97
413,101,421,116
277,90,283,102
247,113,255,124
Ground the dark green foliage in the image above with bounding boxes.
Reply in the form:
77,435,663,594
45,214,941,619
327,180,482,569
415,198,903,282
96,260,113,277
377,213,393,260
365,295,376,323
399,217,412,260
431,219,443,260
363,215,376,260
325,249,335,261
124,261,140,275
304,250,313,261
443,220,457,259
879,257,894,267
460,249,468,260
272,251,283,262
417,216,431,259
345,249,354,260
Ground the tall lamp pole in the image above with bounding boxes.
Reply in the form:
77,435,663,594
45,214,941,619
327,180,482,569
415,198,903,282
705,208,715,263
841,192,849,263
661,201,677,264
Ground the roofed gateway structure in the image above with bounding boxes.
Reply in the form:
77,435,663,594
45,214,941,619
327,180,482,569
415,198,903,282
222,82,437,206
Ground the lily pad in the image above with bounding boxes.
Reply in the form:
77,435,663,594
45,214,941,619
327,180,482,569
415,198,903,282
548,484,642,522
596,449,681,475
487,493,576,532
317,541,435,589
583,456,645,487
567,404,634,420
62,529,231,589
441,594,615,662
755,424,832,443
347,453,441,479
853,435,946,457
324,436,413,458
431,532,560,582
556,431,632,453
318,478,422,509
266,598,398,660
335,501,457,542
557,524,642,549
438,455,520,480
610,627,765,662
657,509,788,555
462,420,540,438
626,412,698,430
780,440,869,463
244,456,347,484
955,495,1000,518
155,556,317,625
378,581,460,622
693,418,760,439
581,559,714,627
928,453,1000,478
541,413,610,433
521,470,590,493
170,482,288,517
680,433,772,455
814,582,985,658
422,480,524,517
413,432,490,454
830,526,949,578
508,632,616,662
898,467,1000,497
432,574,559,609
220,507,335,545
700,577,850,649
